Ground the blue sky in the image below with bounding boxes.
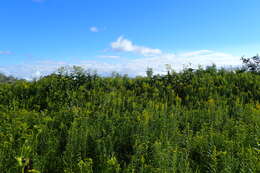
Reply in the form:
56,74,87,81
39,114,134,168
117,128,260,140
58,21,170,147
1,0,260,79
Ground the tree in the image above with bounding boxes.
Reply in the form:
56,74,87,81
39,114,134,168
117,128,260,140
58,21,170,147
241,55,260,73
0,73,17,83
146,67,153,78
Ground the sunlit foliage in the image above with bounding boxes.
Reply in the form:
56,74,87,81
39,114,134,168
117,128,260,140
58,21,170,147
0,65,259,172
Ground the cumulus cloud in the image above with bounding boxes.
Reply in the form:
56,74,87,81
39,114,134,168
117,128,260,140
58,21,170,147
90,27,99,32
0,50,242,80
124,51,241,75
0,51,12,55
111,36,162,56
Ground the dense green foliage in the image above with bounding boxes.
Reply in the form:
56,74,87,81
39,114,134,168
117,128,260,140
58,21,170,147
0,66,260,173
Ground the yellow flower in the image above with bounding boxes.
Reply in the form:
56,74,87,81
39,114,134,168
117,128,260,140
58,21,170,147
208,99,215,104
256,103,260,110
143,111,150,124
141,156,145,164
171,148,178,153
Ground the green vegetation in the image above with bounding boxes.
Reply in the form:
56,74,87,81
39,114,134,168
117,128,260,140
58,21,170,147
0,62,260,172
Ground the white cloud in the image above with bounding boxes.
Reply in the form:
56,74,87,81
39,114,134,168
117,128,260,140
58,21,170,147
0,51,12,55
0,50,242,80
97,55,120,59
111,36,162,56
0,60,66,80
124,51,241,76
90,27,99,32
75,50,241,76
181,50,213,57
